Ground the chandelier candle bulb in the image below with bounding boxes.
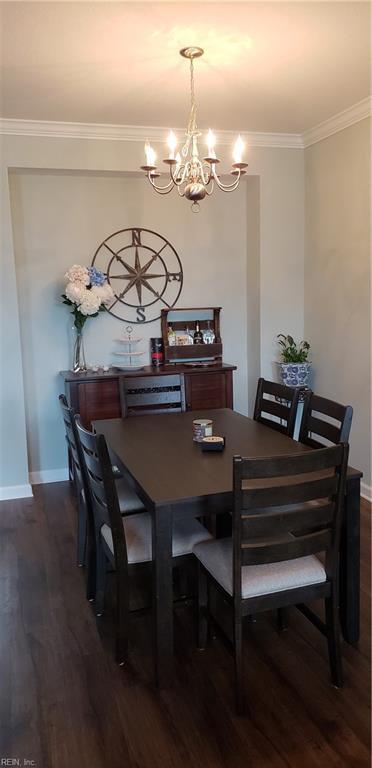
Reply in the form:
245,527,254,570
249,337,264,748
167,131,178,160
206,129,217,160
144,142,157,168
233,135,244,164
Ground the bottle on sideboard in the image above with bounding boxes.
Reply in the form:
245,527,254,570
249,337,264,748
150,337,164,367
203,320,215,344
193,320,204,344
185,325,194,345
168,325,176,346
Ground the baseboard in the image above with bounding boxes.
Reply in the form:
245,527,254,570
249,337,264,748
0,484,33,501
361,482,372,503
0,468,70,500
29,468,69,485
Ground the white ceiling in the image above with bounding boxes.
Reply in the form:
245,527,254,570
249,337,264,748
0,1,370,133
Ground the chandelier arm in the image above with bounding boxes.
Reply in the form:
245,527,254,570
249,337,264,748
211,166,242,192
148,176,176,195
199,162,211,186
181,135,191,159
184,161,193,184
147,173,175,193
151,185,176,196
205,179,215,196
202,163,213,185
170,162,188,186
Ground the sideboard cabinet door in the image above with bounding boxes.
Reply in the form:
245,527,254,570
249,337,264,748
77,379,121,427
184,371,233,411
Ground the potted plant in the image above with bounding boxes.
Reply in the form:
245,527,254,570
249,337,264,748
276,334,311,387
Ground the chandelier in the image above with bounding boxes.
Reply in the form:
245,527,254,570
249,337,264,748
140,47,248,212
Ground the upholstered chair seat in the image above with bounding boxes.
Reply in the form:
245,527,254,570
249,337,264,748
102,512,213,564
193,537,326,599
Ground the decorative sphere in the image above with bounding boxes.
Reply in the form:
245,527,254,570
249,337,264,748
184,182,207,201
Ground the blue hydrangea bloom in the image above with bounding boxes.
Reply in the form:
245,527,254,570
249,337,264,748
88,266,106,286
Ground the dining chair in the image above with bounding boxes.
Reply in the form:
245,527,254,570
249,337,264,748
194,443,349,713
59,395,146,573
120,373,186,417
279,393,352,634
253,378,300,437
299,392,353,448
59,394,91,569
75,417,213,664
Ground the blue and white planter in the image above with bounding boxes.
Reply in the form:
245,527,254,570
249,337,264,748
278,362,311,388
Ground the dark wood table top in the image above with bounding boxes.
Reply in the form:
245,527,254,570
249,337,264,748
93,409,362,508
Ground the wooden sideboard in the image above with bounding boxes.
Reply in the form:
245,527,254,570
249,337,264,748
61,363,236,428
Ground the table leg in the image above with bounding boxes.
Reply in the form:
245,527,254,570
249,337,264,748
340,476,360,644
152,504,174,687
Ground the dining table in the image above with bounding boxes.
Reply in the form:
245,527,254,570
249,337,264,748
93,408,362,688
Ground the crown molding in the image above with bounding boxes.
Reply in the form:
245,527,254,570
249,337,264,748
0,118,302,149
1,98,370,150
302,97,372,148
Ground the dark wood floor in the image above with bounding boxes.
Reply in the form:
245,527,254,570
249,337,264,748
0,482,370,768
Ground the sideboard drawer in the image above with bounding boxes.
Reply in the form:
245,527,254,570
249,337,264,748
78,379,121,428
184,371,232,411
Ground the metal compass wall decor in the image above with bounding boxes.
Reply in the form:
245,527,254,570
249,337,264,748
91,227,183,324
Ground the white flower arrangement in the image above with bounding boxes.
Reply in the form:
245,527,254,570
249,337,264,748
65,264,90,285
65,281,86,305
78,290,101,316
62,264,114,330
90,283,115,306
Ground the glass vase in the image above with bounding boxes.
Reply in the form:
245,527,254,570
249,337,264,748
72,326,87,373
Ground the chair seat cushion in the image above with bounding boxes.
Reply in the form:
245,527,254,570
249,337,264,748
193,537,326,599
101,513,213,564
116,477,146,515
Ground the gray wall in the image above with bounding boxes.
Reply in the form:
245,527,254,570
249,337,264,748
9,171,249,478
304,118,371,490
1,132,305,494
2,119,370,496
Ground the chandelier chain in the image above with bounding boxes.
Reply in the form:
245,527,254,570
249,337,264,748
190,57,195,113
187,56,197,135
